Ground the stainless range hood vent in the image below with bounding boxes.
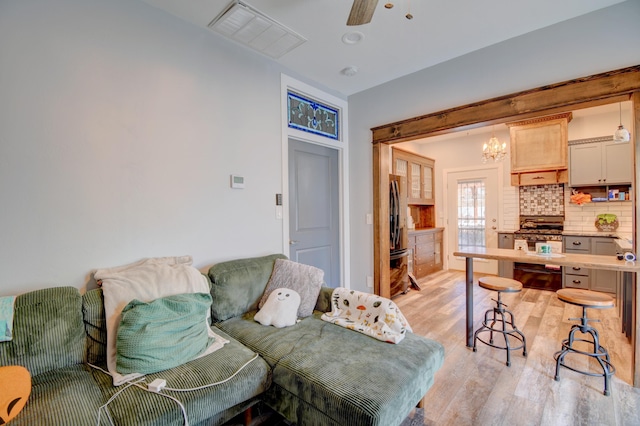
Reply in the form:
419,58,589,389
208,1,306,59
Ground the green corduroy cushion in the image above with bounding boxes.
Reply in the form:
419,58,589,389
9,365,104,426
207,254,287,321
0,287,85,377
94,328,271,426
82,288,107,365
217,312,445,426
116,293,214,374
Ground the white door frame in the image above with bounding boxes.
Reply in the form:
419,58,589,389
442,162,504,272
281,74,350,288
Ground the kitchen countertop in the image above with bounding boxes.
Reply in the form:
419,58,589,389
616,238,633,252
408,227,444,233
454,247,640,272
562,231,619,238
498,230,625,239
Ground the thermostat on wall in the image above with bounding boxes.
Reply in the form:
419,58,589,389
230,175,245,189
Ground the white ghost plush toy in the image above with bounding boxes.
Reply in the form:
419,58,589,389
254,288,301,328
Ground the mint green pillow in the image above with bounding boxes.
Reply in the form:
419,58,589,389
116,293,214,374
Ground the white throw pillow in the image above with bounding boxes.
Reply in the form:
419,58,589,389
94,256,227,386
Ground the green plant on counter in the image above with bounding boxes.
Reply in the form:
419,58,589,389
596,213,617,225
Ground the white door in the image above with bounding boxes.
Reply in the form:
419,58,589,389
446,167,500,274
288,139,341,287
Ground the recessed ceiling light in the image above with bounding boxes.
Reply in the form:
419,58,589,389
341,66,359,77
341,31,364,45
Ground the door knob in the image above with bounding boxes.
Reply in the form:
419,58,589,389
289,240,299,245
491,226,497,230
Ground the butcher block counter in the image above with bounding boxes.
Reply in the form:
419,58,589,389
455,247,639,272
454,247,640,387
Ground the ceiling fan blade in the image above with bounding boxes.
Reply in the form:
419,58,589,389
347,0,379,26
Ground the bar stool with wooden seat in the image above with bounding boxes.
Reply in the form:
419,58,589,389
473,276,527,367
554,288,616,396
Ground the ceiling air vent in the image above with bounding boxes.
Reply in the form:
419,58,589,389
208,1,306,59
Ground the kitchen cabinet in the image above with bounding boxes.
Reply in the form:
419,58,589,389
392,148,435,205
569,137,633,186
591,238,618,293
408,228,443,279
507,113,572,186
498,232,514,279
563,235,617,295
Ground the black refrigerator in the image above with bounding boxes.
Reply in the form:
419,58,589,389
389,174,409,296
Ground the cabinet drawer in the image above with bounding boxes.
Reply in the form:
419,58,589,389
415,262,436,276
565,265,589,276
415,247,435,264
517,170,565,186
564,274,590,289
564,236,590,251
415,233,435,245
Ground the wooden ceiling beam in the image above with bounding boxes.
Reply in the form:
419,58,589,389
371,65,640,145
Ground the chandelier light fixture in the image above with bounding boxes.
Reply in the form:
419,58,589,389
613,102,630,143
482,127,507,163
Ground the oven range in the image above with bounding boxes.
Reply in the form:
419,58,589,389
512,216,564,291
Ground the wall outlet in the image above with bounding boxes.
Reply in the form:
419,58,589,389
366,276,374,288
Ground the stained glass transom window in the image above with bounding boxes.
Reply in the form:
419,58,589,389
287,91,339,140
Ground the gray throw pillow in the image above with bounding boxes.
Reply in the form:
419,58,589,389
259,259,324,318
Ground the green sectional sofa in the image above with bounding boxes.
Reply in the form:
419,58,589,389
1,254,444,425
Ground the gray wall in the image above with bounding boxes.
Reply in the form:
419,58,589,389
0,0,296,295
347,1,640,292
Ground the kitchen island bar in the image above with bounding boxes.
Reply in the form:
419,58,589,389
454,247,640,386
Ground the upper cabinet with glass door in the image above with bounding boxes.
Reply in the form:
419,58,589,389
392,148,435,205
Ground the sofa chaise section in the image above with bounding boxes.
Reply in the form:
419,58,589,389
209,255,445,426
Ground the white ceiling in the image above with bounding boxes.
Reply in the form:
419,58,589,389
139,0,626,97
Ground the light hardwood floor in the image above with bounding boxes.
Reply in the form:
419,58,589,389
395,270,640,426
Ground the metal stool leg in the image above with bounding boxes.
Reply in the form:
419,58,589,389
473,290,526,367
554,307,616,396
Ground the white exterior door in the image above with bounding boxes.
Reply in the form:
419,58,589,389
446,166,500,274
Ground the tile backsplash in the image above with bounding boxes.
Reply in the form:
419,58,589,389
563,192,633,239
519,184,565,216
510,184,633,239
